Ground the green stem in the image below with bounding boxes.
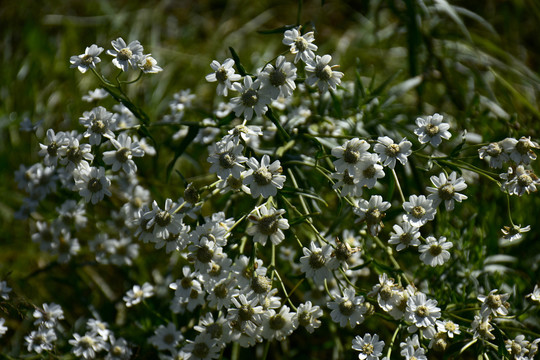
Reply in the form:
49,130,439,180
392,168,406,203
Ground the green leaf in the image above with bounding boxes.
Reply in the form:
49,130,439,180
229,47,247,77
276,140,296,158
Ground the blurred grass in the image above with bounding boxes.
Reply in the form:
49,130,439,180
1,0,540,358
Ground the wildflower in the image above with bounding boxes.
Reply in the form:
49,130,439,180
136,54,162,73
0,281,11,300
426,171,468,211
217,173,251,195
187,236,224,273
70,44,104,73
527,284,540,303
107,37,144,71
33,302,64,328
69,332,109,359
505,334,530,359
105,336,132,360
388,222,421,251
471,314,495,340
332,168,362,197
230,76,271,120
352,333,385,360
503,136,539,165
282,27,318,63
194,312,228,346
414,113,451,147
207,139,247,179
419,236,453,267
82,88,109,102
87,319,111,341
305,54,344,92
61,135,94,171
293,301,323,333
327,287,367,327
354,195,391,236
38,129,68,166
500,224,530,244
402,195,436,227
259,55,297,99
123,282,154,307
478,289,510,317
436,319,460,338
332,138,371,176
261,305,297,341
478,141,509,168
183,333,221,360
79,106,117,145
373,136,412,169
205,58,242,96
103,132,145,174
243,155,286,198
400,335,425,359
143,199,183,239
247,204,289,246
405,292,441,332
25,327,57,353
500,165,540,196
368,274,399,312
73,166,112,205
299,241,335,285
355,153,385,189
148,323,184,352
227,294,263,338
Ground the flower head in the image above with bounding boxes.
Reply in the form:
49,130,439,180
107,38,144,71
352,333,385,360
414,113,451,147
282,27,318,63
247,204,289,246
305,54,344,92
205,58,242,96
70,44,104,73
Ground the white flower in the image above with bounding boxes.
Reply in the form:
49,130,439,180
282,27,318,63
354,195,391,236
247,204,289,246
500,224,530,245
478,289,510,317
103,132,144,174
426,171,468,211
107,37,144,71
332,138,371,175
0,281,12,300
106,336,132,360
352,333,385,360
183,332,221,360
368,273,399,312
38,129,69,166
25,327,57,353
332,168,362,197
136,54,162,73
144,199,183,240
123,282,154,307
478,141,509,168
503,136,539,165
230,76,271,120
505,334,530,359
305,54,344,92
207,140,247,179
388,222,421,251
402,195,436,227
259,55,297,99
61,135,94,171
327,287,367,327
405,292,441,332
261,305,297,341
299,241,334,285
293,301,323,333
0,318,6,337
148,323,184,352
436,320,460,338
74,166,112,204
70,44,103,73
82,88,109,102
205,58,242,96
227,294,263,338
33,302,64,328
79,106,117,145
243,155,286,198
373,136,412,169
414,113,451,147
418,236,453,267
527,284,540,303
500,165,540,196
356,153,385,189
471,314,495,340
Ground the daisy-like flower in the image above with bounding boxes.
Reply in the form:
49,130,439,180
79,106,117,145
106,336,132,360
259,56,297,99
247,204,289,246
426,171,468,211
183,332,221,360
373,136,412,169
144,199,183,240
356,153,385,189
61,135,94,171
500,165,540,196
73,166,112,205
500,224,530,245
293,301,323,333
299,241,335,286
261,305,297,341
69,332,109,359
478,289,510,317
503,136,539,165
527,284,540,303
227,293,263,338
33,303,64,328
148,323,184,352
505,334,530,359
187,236,224,273
352,333,385,360
107,37,144,71
414,113,451,147
282,27,318,63
217,173,251,195
402,195,436,227
419,236,453,267
38,129,69,166
136,54,162,73
471,314,495,340
103,132,144,174
70,44,104,73
388,222,421,251
230,76,271,120
305,54,344,92
205,58,242,96
243,155,286,198
354,195,391,236
478,141,509,168
436,319,460,338
327,287,367,328
207,140,247,179
25,327,57,353
368,274,400,312
82,88,109,102
123,282,154,307
406,292,441,332
332,168,362,197
332,138,371,175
